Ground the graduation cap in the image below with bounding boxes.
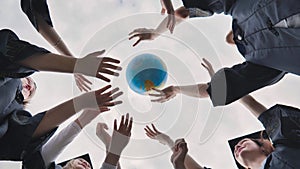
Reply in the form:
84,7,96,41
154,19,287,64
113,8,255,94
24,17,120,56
58,153,93,169
228,130,269,169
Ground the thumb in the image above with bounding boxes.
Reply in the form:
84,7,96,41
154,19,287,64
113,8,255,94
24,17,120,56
86,50,106,58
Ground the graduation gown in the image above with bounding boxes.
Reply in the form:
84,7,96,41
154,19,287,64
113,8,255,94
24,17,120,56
182,0,300,105
0,29,56,161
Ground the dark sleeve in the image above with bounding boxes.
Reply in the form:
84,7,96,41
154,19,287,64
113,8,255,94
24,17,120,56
181,0,225,13
206,61,286,106
0,29,50,74
258,104,300,147
20,0,53,31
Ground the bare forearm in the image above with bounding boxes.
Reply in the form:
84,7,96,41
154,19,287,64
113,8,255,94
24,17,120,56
175,84,209,98
239,95,267,118
37,14,73,56
32,98,79,139
184,154,204,169
104,153,120,167
17,53,76,73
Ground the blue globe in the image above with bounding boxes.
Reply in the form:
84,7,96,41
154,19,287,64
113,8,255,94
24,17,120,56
126,53,168,95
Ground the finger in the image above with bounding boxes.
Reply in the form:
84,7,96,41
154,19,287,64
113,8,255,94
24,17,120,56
88,50,106,57
100,68,119,76
128,117,133,132
75,81,83,92
145,132,154,139
146,126,156,136
103,87,119,96
124,113,129,126
151,88,163,93
128,28,143,36
144,128,155,137
201,62,208,69
77,74,92,85
151,123,160,134
114,119,118,130
167,15,171,29
148,93,165,97
111,91,123,100
102,57,120,64
202,58,211,67
95,85,112,95
120,115,125,127
128,34,140,40
99,107,110,112
96,74,110,82
77,78,92,91
151,97,167,102
102,100,123,107
133,39,142,47
102,63,122,71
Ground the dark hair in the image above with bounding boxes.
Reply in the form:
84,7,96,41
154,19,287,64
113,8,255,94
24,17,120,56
228,130,272,169
251,131,274,156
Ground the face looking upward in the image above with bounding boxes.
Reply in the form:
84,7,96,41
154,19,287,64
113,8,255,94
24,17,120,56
21,77,37,101
234,138,264,167
68,158,91,169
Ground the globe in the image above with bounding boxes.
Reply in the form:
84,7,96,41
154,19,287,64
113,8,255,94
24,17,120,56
126,53,168,95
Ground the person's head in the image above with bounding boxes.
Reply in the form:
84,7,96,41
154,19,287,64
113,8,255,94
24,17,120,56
21,77,37,103
59,154,93,169
62,158,91,169
229,131,274,169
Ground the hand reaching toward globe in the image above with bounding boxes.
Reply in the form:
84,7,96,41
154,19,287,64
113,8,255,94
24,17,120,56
144,124,175,148
149,86,179,103
128,28,158,47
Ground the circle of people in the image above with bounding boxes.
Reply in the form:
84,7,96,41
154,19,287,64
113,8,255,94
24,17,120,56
0,0,299,169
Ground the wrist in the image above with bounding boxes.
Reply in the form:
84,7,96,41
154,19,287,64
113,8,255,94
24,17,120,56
173,163,186,169
172,86,181,94
104,152,120,166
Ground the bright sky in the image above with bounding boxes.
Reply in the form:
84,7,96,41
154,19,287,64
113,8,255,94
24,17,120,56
1,0,300,169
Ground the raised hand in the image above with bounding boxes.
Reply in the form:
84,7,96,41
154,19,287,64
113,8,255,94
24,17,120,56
74,73,92,92
144,124,174,147
160,0,176,33
109,113,133,155
201,58,215,78
149,86,179,103
74,85,123,111
171,139,188,169
128,28,157,47
75,50,122,82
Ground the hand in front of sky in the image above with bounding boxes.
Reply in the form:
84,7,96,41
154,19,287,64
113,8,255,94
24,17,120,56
149,86,179,103
129,28,158,47
144,124,175,147
76,50,122,82
201,58,215,78
75,85,123,111
109,113,133,155
161,0,176,33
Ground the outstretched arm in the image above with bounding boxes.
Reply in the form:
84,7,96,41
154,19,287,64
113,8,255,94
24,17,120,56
101,114,133,168
36,15,92,92
17,50,122,82
149,84,209,103
41,109,108,167
201,58,267,117
32,85,123,139
145,124,205,169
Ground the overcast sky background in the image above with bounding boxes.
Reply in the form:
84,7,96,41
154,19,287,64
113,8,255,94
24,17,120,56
1,0,300,169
